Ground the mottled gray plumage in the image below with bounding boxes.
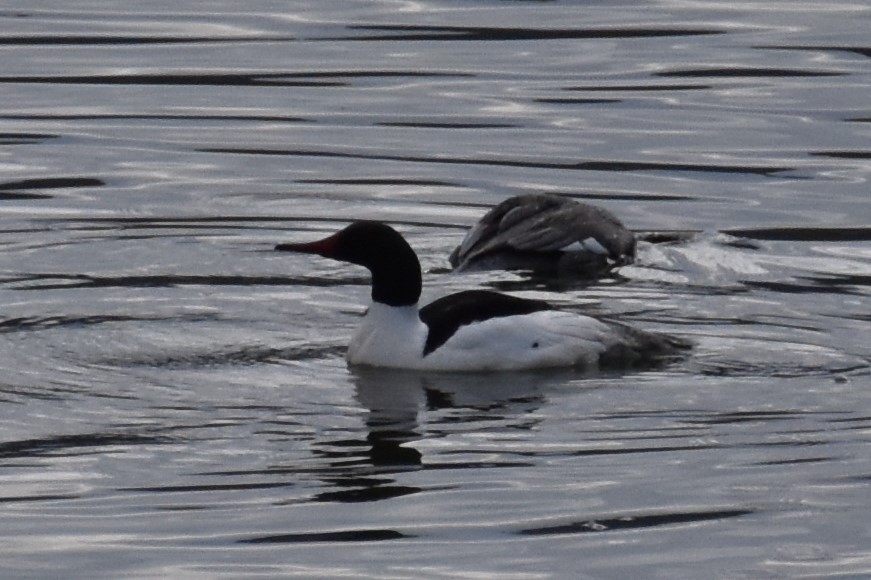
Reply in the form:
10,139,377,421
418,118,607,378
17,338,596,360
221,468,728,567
449,194,636,276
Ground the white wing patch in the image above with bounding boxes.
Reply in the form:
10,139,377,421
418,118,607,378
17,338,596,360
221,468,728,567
561,237,609,255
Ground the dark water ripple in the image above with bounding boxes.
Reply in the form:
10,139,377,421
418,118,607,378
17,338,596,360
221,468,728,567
655,67,846,78
337,25,725,42
201,147,795,176
0,71,471,87
241,528,410,544
725,226,871,242
759,45,871,59
0,35,298,46
0,432,171,459
0,177,104,199
518,508,754,536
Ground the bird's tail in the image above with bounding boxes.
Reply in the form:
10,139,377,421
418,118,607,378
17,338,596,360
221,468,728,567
600,321,692,368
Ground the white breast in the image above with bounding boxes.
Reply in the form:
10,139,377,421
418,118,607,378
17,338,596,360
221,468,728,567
346,303,429,368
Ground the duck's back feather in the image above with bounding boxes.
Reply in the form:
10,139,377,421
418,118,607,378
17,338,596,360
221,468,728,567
450,195,636,274
419,290,552,355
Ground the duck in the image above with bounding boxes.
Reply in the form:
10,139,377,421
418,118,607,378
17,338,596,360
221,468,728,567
449,194,636,276
276,221,687,372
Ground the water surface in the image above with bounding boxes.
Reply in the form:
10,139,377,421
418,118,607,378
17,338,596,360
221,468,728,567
1,1,870,578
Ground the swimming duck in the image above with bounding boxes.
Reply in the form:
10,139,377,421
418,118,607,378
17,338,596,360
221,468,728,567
276,221,685,371
449,194,636,276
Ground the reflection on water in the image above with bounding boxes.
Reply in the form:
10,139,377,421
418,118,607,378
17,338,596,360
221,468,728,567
354,369,428,469
1,0,870,577
353,367,556,466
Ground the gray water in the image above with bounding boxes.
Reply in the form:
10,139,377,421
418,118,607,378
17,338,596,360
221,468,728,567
1,1,870,578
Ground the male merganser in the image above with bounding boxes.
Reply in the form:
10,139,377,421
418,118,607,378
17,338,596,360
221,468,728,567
276,221,686,372
449,194,636,276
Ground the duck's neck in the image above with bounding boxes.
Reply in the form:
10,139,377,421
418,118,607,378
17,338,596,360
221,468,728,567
368,245,422,307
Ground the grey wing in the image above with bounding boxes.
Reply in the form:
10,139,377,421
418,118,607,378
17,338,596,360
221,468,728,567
452,195,634,266
486,208,588,252
450,195,579,265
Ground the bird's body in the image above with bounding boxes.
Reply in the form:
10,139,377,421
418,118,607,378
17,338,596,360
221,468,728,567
450,194,636,276
348,299,648,371
277,221,685,372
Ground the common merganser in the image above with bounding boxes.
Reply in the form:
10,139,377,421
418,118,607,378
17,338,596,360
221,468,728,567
449,194,636,276
276,221,686,372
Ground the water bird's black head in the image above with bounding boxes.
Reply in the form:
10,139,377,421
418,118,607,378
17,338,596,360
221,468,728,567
275,221,423,307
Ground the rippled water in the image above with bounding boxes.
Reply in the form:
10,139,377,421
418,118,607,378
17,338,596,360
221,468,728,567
1,1,870,578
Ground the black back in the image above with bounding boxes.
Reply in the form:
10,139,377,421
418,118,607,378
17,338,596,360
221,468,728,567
419,290,553,356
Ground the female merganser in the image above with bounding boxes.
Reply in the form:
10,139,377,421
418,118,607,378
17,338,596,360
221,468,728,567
449,194,636,276
276,221,686,372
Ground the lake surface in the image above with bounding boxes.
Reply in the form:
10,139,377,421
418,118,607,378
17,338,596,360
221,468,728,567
1,1,870,578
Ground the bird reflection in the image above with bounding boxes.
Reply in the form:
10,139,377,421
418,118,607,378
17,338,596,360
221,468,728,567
359,383,424,467
352,367,563,461
302,369,567,505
